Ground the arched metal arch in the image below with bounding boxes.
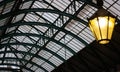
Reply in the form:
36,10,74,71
8,36,65,61
9,48,57,68
0,35,75,54
0,50,60,70
10,35,66,62
0,63,34,72
0,57,48,72
0,8,87,26
0,0,43,7
1,34,74,63
0,0,14,7
0,31,76,71
0,22,88,45
9,46,64,67
1,33,76,54
7,38,66,71
0,0,98,9
0,0,37,7
80,0,98,8
0,39,74,71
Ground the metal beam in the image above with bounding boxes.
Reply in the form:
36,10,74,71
11,44,65,62
0,0,14,7
6,34,65,63
1,36,67,62
0,22,88,45
18,2,88,70
0,0,96,11
0,57,48,72
0,0,37,7
0,35,75,54
0,47,57,68
0,8,87,25
10,32,65,61
79,0,98,8
0,0,23,65
9,38,65,62
0,63,34,72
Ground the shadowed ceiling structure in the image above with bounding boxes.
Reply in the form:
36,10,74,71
0,0,120,72
52,24,120,72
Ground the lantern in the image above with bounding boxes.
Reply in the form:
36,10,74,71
88,8,116,44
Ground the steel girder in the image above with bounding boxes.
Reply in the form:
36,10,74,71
0,57,48,72
0,0,14,7
0,8,87,25
8,39,66,69
0,37,74,72
8,42,65,62
0,0,94,72
0,1,88,71
20,3,88,69
0,22,88,45
6,46,62,68
0,34,76,54
0,0,97,8
0,0,37,7
79,0,97,8
0,36,70,71
0,50,59,71
0,63,34,72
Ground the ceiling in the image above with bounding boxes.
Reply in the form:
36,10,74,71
0,0,120,72
52,24,120,72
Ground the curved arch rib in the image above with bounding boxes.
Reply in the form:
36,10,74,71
0,63,34,72
0,22,88,45
0,39,75,54
0,57,48,72
0,8,87,25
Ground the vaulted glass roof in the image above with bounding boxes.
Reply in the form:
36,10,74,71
0,0,119,72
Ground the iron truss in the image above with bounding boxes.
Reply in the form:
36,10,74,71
0,0,119,72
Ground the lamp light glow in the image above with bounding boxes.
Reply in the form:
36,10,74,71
88,8,116,44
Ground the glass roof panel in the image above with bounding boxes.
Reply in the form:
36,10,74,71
77,5,97,21
46,41,62,52
41,62,54,72
35,68,45,72
32,57,45,66
1,1,15,14
0,18,8,26
49,55,64,65
57,48,73,60
20,1,33,9
48,0,71,11
48,56,63,67
104,0,119,18
33,1,49,9
39,50,53,59
30,65,38,71
11,45,28,52
12,14,25,23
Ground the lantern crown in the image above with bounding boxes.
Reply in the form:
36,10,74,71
88,8,116,20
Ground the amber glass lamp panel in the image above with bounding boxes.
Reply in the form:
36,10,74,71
89,16,116,44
